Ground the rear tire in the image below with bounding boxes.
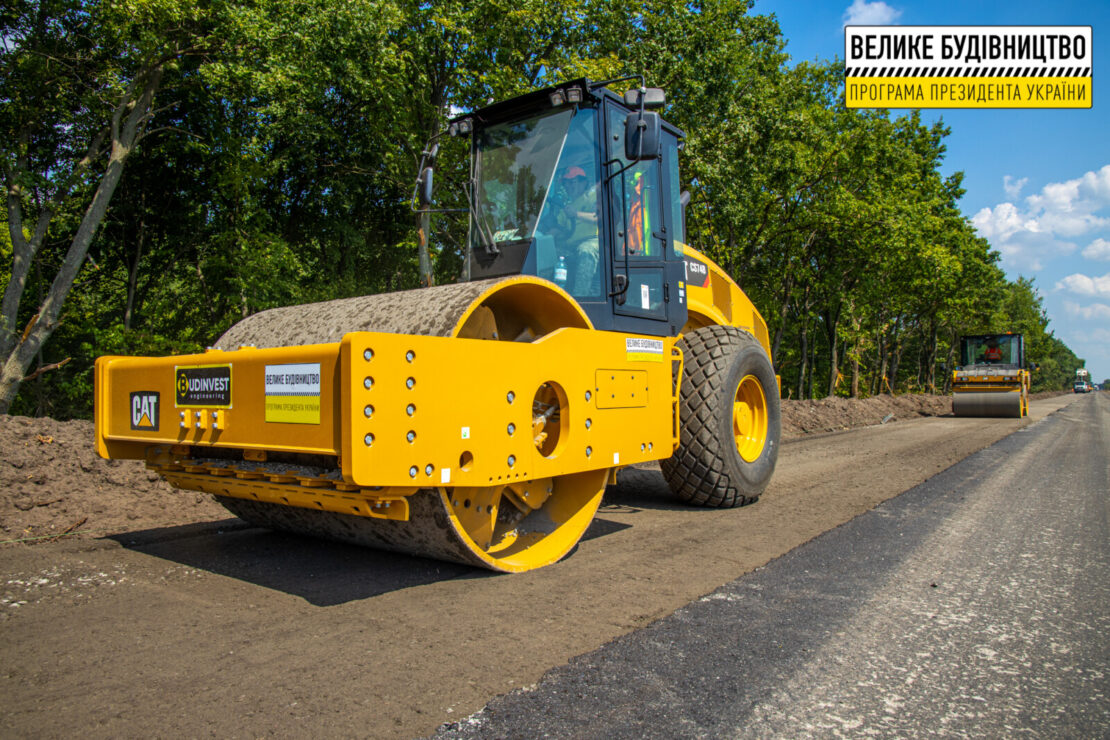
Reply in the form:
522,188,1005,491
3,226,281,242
661,325,781,507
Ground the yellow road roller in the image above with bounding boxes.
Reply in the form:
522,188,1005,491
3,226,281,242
95,80,781,572
951,333,1030,418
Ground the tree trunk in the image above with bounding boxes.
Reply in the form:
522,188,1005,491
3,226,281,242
418,209,434,287
807,338,817,399
0,66,163,414
797,318,808,400
2,151,56,359
875,333,888,396
770,271,793,366
926,323,938,393
124,202,146,331
888,326,902,394
824,304,841,397
943,332,958,393
794,282,812,399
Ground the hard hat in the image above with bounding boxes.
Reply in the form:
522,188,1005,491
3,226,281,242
562,166,587,180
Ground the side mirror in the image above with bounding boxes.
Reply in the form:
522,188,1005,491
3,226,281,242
680,190,691,209
417,166,434,207
625,112,661,161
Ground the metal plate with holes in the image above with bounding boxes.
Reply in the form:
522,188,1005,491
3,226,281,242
594,369,649,409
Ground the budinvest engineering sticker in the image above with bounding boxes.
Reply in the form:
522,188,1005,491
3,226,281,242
264,363,321,424
684,256,710,288
130,391,159,431
626,337,664,363
175,365,232,408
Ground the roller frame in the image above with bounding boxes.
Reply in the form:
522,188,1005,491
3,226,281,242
951,369,1029,419
97,327,678,485
95,277,682,571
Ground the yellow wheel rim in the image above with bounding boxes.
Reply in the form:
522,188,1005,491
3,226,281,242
733,374,768,463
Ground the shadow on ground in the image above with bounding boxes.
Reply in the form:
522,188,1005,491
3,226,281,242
107,511,632,607
603,465,696,512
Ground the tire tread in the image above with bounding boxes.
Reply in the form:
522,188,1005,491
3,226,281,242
661,325,778,508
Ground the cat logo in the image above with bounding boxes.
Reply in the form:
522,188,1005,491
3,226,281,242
684,255,710,288
130,391,160,431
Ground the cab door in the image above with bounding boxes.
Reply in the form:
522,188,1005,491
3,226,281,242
604,101,685,336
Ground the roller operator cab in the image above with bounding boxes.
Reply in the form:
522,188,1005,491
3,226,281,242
424,80,698,336
95,80,781,572
951,333,1031,418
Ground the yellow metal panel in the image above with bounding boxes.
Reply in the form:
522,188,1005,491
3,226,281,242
96,344,343,460
340,328,677,489
680,244,772,357
595,369,649,409
97,327,679,489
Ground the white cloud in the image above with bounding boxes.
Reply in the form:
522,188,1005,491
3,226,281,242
1064,300,1110,321
1082,237,1110,260
1024,164,1110,236
843,0,902,26
972,202,1034,241
1003,175,1028,200
1056,272,1110,298
973,164,1110,271
972,203,1075,270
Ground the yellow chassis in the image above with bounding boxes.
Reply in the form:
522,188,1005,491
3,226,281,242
96,327,680,518
951,370,1031,418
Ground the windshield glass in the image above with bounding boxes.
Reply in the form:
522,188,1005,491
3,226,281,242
473,109,574,247
960,335,1021,367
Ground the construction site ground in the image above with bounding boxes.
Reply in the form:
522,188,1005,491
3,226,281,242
0,392,1080,737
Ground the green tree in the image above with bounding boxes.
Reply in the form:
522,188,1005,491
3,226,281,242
0,0,266,412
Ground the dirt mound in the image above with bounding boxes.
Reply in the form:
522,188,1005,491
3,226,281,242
0,415,226,543
0,392,1033,543
780,394,953,437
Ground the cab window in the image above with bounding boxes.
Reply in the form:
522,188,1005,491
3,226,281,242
607,106,663,260
534,107,602,299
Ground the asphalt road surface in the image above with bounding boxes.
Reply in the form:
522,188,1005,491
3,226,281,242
437,391,1109,738
1,393,1101,738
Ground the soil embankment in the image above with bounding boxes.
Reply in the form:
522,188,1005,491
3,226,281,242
0,392,1062,542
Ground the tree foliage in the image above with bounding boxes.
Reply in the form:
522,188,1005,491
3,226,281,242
2,0,1084,417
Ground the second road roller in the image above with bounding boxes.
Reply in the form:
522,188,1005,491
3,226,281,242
94,79,781,572
951,333,1031,418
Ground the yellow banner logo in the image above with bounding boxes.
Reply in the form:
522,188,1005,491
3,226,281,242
845,26,1092,109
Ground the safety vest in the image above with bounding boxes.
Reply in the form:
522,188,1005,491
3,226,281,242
625,171,652,256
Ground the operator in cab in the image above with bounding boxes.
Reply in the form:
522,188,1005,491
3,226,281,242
550,164,599,296
981,338,1004,363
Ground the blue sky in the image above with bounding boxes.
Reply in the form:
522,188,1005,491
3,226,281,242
756,0,1109,382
